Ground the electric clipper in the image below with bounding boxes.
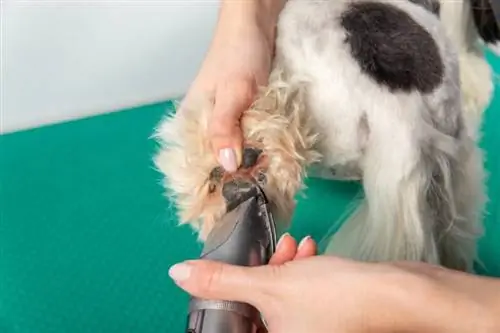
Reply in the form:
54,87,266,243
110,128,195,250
185,184,277,333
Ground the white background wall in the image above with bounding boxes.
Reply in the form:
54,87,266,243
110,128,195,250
1,0,220,134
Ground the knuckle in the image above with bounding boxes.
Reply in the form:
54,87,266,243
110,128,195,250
255,265,282,296
265,265,283,283
219,77,256,106
208,116,241,143
254,266,284,317
234,79,256,101
207,78,253,149
208,122,232,144
197,262,225,295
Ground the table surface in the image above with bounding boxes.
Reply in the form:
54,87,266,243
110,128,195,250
1,52,498,333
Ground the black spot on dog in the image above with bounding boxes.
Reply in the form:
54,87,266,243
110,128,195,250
341,2,444,93
242,147,262,169
470,0,500,44
408,0,440,16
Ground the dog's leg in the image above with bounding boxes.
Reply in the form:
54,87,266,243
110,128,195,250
440,0,496,138
325,111,485,271
431,134,486,272
325,115,441,264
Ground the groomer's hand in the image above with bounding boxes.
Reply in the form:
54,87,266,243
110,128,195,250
169,235,499,333
182,1,285,172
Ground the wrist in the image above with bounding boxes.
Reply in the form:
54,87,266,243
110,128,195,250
396,270,500,333
218,0,286,47
433,271,500,333
471,277,500,332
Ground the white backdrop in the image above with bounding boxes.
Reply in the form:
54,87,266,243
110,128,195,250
1,0,220,134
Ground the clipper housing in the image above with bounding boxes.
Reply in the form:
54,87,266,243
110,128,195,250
185,187,277,333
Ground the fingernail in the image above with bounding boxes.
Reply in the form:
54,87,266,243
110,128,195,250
277,233,290,249
298,236,312,250
219,148,238,172
168,263,192,282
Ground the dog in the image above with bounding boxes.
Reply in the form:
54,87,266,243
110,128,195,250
154,0,495,272
440,0,499,138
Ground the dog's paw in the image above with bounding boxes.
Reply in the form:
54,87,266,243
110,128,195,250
154,72,321,241
197,146,270,237
209,147,268,207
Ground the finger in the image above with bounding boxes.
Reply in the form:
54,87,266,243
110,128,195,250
168,260,279,309
269,233,298,265
209,79,256,171
294,236,318,260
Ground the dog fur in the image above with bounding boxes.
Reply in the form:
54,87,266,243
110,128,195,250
154,0,493,272
441,0,498,138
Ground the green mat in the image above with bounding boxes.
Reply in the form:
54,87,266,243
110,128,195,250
0,51,498,332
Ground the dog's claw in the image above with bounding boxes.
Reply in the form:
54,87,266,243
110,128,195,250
207,145,268,210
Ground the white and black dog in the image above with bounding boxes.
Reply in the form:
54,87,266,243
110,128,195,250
154,0,498,272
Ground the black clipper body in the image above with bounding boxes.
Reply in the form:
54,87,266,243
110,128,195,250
185,188,277,333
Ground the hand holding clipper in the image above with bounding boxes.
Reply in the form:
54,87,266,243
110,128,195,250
185,187,277,333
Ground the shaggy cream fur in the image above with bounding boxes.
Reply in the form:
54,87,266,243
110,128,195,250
154,69,320,240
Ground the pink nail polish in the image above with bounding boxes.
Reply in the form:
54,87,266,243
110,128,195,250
219,148,237,172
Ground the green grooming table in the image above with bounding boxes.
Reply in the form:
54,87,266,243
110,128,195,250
0,51,498,332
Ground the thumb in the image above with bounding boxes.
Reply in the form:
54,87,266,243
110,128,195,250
169,260,279,309
209,79,257,172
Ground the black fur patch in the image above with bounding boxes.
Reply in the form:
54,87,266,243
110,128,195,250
341,2,444,94
408,0,440,16
470,0,500,44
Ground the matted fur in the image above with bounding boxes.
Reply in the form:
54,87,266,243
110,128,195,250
154,69,321,240
154,0,488,271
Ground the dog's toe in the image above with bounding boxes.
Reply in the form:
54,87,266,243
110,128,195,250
205,145,269,211
242,147,263,168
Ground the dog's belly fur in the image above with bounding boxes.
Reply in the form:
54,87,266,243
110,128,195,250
275,0,462,180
